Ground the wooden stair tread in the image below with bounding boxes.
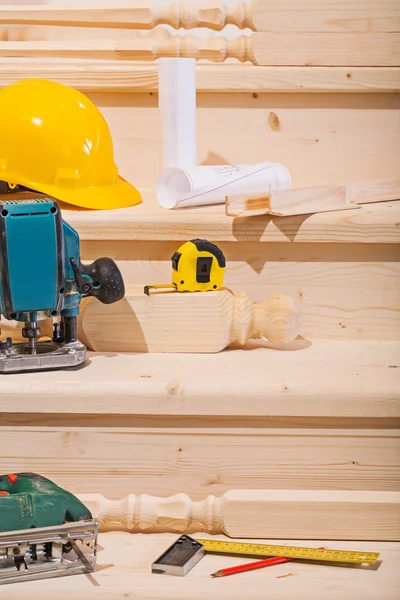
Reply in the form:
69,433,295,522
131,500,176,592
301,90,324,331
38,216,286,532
6,533,400,600
65,194,400,243
1,340,399,418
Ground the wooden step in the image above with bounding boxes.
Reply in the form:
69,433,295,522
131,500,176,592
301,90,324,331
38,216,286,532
65,194,400,243
1,340,399,418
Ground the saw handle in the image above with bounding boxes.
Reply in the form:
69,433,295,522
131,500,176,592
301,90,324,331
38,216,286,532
80,258,125,305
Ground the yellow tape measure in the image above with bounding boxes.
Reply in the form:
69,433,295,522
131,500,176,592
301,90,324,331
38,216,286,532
195,539,379,564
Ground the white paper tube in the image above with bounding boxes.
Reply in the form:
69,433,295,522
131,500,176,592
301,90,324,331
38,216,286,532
158,58,197,170
156,162,291,209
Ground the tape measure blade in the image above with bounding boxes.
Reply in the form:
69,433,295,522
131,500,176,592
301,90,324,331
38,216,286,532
195,539,379,564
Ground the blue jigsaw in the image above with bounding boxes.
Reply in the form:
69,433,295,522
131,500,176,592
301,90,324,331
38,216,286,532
0,197,124,373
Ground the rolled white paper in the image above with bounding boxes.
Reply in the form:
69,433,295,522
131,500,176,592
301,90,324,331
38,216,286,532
158,58,197,170
156,162,291,209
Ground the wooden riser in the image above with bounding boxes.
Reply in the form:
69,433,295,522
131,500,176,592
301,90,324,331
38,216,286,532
1,426,398,498
79,242,400,341
84,91,400,191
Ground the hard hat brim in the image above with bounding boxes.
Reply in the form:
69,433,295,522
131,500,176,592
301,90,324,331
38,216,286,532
42,175,142,210
8,175,142,210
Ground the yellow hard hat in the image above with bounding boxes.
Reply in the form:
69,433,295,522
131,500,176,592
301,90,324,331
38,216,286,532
0,78,141,210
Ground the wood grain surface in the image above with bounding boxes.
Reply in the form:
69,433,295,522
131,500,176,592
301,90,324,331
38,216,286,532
72,91,400,194
2,33,399,66
78,242,400,341
0,426,398,497
2,60,399,93
3,533,399,600
0,341,398,417
2,0,399,32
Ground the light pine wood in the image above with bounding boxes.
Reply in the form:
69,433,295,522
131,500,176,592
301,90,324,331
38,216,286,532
1,1,399,32
3,241,399,343
226,184,349,217
0,289,302,351
2,33,399,66
347,177,400,205
75,288,301,352
2,426,398,496
66,197,400,244
226,178,400,217
74,91,400,196
77,489,400,540
3,533,399,600
2,60,399,93
0,341,398,418
81,241,400,342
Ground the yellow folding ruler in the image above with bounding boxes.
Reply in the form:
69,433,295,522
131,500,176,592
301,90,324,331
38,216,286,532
195,539,379,564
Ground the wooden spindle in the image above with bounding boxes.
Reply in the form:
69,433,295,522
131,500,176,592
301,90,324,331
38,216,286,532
1,1,398,33
0,32,397,66
0,290,301,352
76,288,302,353
78,489,400,540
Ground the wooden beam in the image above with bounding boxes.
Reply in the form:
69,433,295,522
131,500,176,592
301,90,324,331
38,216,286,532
2,426,398,497
0,341,398,418
1,1,398,33
1,61,399,93
77,489,400,540
1,32,398,66
226,179,400,218
3,191,400,243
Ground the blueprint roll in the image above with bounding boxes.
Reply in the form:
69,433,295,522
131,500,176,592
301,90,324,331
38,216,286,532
156,162,291,209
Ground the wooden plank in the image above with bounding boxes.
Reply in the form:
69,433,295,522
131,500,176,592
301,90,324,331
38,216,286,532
81,91,400,194
1,427,398,497
226,179,400,217
64,195,400,244
1,33,399,66
348,177,400,204
1,1,399,32
0,341,398,417
4,533,399,599
1,60,399,93
226,184,350,217
79,241,400,342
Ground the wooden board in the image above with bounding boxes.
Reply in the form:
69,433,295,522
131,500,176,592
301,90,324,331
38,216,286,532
2,33,399,66
64,91,400,194
225,178,400,217
1,60,399,93
77,242,400,342
226,184,350,217
1,0,399,32
0,341,399,418
3,533,400,599
1,426,398,498
62,196,400,244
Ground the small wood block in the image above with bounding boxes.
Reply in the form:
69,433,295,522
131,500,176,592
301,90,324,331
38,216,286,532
347,177,400,205
226,184,351,217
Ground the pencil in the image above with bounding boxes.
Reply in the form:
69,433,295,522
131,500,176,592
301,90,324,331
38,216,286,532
211,556,292,578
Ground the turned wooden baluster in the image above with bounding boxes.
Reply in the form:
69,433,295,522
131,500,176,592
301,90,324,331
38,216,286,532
78,489,400,540
0,30,392,67
75,289,302,353
0,1,253,32
1,1,396,33
0,291,301,351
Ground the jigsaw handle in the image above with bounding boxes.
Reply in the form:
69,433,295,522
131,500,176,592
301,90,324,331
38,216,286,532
81,258,125,305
